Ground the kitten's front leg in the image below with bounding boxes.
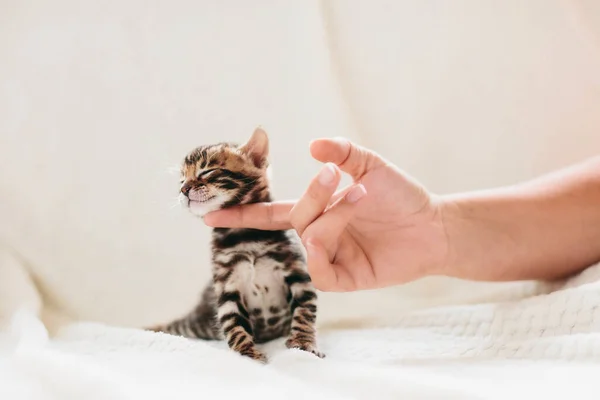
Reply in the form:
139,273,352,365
213,257,267,363
283,263,325,358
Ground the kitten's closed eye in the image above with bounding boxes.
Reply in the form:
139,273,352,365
197,168,219,179
179,168,223,185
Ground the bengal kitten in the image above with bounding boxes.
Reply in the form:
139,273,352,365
148,127,324,363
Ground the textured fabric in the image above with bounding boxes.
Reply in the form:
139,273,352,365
2,262,600,399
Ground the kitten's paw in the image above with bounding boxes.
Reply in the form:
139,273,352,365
145,325,165,333
285,337,325,359
240,348,268,364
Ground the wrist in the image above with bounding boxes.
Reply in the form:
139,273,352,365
419,194,459,279
436,192,496,281
433,195,462,279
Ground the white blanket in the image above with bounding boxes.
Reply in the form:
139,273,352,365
2,259,600,399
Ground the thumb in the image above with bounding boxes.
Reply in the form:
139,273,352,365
309,138,386,181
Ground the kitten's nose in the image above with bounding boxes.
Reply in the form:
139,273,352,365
181,182,192,197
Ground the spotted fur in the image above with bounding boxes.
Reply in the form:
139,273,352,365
148,128,324,362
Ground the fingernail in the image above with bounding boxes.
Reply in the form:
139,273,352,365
346,184,367,203
318,163,336,186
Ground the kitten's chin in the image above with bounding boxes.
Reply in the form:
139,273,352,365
187,198,225,217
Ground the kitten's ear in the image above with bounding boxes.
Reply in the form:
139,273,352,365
239,127,269,168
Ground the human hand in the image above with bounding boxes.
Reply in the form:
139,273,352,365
203,138,449,292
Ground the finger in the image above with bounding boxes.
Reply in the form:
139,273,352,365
289,162,341,237
301,184,367,254
304,239,355,292
203,201,294,230
325,185,353,209
309,137,386,181
303,185,367,292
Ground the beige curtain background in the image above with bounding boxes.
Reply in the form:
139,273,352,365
0,0,599,330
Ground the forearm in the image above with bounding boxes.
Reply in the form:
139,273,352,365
442,156,600,281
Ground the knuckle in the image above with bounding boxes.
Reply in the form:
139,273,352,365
289,209,305,232
265,203,274,224
338,140,355,168
290,215,302,231
306,182,322,202
300,231,312,245
236,206,244,227
301,226,320,244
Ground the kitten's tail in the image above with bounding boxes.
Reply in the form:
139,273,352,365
145,314,220,340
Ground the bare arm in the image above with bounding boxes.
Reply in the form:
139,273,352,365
442,156,600,281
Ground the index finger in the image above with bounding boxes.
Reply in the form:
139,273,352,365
203,201,295,230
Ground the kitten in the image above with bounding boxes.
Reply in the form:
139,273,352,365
148,127,324,363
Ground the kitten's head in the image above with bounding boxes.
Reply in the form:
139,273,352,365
179,127,272,217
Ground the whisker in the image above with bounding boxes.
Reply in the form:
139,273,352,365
165,194,186,210
165,165,182,176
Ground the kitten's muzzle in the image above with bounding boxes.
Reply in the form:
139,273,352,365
181,183,207,198
185,187,216,203
181,181,193,197
181,181,217,204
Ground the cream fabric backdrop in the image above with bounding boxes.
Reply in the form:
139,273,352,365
1,0,599,329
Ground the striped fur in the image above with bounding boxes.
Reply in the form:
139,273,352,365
147,128,324,362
